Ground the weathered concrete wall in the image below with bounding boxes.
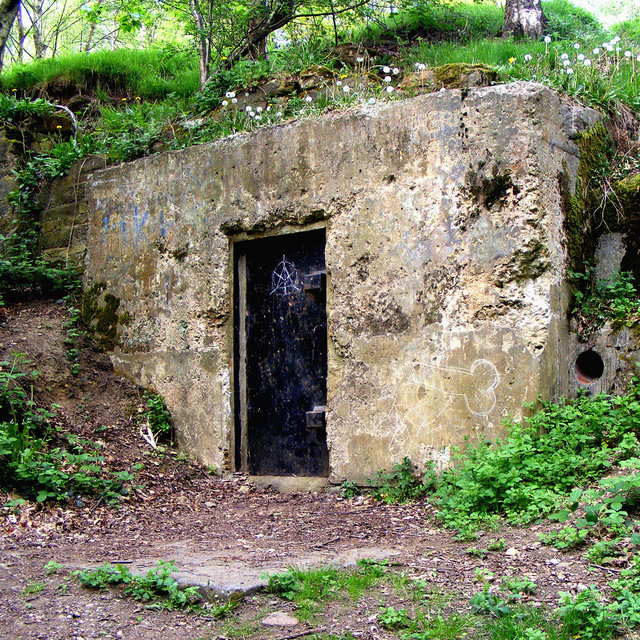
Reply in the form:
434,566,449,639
84,82,599,482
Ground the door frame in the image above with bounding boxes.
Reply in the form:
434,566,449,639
231,221,329,474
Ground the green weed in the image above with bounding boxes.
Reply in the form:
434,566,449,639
370,456,435,504
0,356,133,503
44,560,63,576
73,561,200,610
571,269,640,340
431,381,640,530
22,580,45,596
140,391,173,442
379,605,411,629
502,577,537,596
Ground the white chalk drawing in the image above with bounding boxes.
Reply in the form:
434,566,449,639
386,358,500,457
270,255,301,296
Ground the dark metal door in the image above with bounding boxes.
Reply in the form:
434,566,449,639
235,229,328,476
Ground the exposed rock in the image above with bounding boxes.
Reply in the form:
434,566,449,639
399,64,497,92
261,612,299,627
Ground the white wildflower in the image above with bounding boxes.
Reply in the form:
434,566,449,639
562,59,570,67
566,68,574,74
368,97,376,104
305,95,313,103
577,53,585,61
231,97,238,104
544,35,551,43
384,75,391,82
386,86,394,93
574,42,580,50
524,54,532,62
561,53,569,60
222,100,228,106
382,65,391,73
356,56,364,63
593,47,600,55
625,50,632,58
336,80,342,86
392,67,399,75
342,85,350,92
225,91,236,99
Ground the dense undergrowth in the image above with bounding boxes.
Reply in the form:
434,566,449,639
0,353,135,504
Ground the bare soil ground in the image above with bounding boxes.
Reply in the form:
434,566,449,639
0,301,617,640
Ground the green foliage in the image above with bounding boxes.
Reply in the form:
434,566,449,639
465,546,487,558
544,0,604,40
502,577,537,596
340,480,360,498
94,100,183,162
22,580,46,596
355,0,505,44
370,457,435,504
44,560,64,576
141,391,173,442
2,48,199,99
470,586,513,617
0,356,133,503
585,539,625,564
379,605,411,629
557,588,618,640
570,269,640,340
265,561,388,619
431,383,640,530
74,561,200,610
0,108,89,302
539,525,590,550
487,538,506,552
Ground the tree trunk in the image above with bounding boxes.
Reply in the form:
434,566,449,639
503,0,547,39
226,0,295,69
0,0,20,71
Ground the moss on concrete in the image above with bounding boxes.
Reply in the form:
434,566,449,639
612,173,640,220
81,281,121,350
563,121,612,271
433,63,497,89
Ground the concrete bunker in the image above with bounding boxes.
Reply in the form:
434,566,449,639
84,82,611,483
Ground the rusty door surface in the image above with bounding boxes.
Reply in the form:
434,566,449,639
234,229,329,476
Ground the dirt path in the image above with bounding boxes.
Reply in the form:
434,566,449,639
0,301,615,639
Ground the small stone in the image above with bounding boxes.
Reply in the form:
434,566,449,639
238,485,250,494
577,583,589,592
262,612,299,627
505,547,519,556
204,501,215,508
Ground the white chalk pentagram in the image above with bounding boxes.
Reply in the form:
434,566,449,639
270,254,301,296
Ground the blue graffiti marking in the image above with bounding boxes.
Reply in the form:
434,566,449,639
132,205,149,247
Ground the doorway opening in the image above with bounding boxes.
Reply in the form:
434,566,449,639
234,228,329,476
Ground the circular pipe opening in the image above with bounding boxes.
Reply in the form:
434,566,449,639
575,349,604,385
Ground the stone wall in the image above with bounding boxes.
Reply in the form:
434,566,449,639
84,82,600,482
38,156,107,267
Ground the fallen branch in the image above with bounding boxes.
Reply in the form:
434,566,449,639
589,564,622,573
274,627,327,640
